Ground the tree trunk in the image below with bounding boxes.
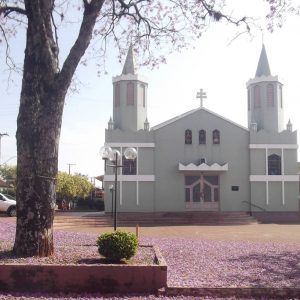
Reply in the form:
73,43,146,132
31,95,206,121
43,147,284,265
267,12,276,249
13,0,104,257
13,0,62,257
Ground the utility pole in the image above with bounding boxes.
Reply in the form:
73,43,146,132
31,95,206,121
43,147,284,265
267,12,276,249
0,133,9,165
67,163,76,175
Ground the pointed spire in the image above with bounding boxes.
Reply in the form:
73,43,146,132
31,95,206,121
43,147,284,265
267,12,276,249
108,117,114,130
144,118,150,131
255,44,271,77
122,44,136,75
287,119,293,132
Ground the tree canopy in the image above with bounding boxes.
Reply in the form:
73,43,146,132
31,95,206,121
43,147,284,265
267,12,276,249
56,172,94,199
0,164,16,180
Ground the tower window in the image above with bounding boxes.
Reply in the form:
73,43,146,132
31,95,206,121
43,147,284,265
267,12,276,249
185,129,192,145
254,85,261,108
114,83,120,107
199,130,206,144
141,84,146,107
267,84,274,107
268,154,281,175
122,156,137,175
279,86,283,108
127,82,134,105
247,89,250,111
212,130,220,144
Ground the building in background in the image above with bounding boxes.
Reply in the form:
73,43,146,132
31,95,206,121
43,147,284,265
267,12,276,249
102,45,299,222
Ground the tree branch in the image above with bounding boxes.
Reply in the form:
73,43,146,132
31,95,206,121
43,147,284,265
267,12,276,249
57,0,105,94
0,6,27,17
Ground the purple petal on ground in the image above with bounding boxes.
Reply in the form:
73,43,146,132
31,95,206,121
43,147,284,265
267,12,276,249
0,218,299,291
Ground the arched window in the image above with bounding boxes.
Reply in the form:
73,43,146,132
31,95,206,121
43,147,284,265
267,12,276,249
267,84,274,107
254,85,261,108
114,83,120,107
268,154,281,175
185,129,192,145
199,130,206,144
127,82,134,105
212,130,220,144
122,156,137,175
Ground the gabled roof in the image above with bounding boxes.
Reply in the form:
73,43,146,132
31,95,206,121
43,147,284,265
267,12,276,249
151,106,248,132
255,44,271,77
122,44,136,75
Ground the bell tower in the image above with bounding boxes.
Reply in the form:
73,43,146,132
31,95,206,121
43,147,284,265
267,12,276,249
246,45,284,132
112,45,148,131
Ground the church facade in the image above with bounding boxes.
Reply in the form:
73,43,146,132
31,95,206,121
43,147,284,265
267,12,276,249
103,45,299,219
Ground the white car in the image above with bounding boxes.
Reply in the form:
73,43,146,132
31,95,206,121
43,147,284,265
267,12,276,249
0,193,16,217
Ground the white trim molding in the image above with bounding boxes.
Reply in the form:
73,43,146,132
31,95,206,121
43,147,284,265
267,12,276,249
112,73,148,83
249,144,298,149
105,142,155,148
246,75,281,86
179,162,228,172
104,175,155,182
250,175,299,182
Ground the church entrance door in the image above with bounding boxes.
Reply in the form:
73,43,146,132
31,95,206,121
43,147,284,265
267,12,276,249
184,174,219,211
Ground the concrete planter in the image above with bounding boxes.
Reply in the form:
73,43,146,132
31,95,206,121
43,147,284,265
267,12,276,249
0,245,167,293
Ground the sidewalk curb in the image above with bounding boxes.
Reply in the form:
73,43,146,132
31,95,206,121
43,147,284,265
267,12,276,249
160,287,300,299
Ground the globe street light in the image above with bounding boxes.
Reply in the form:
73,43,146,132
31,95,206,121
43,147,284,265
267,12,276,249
99,146,112,171
100,146,137,230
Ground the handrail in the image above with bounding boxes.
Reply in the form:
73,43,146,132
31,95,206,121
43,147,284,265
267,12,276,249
242,200,266,212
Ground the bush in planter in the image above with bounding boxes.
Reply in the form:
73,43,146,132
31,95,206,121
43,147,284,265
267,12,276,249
97,230,138,262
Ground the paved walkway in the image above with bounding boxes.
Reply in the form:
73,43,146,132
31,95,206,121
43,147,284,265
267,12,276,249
2,212,300,243
52,212,300,244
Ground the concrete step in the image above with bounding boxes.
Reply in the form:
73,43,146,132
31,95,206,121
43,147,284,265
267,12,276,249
53,211,258,228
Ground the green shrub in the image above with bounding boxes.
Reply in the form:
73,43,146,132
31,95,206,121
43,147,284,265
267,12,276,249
97,230,138,262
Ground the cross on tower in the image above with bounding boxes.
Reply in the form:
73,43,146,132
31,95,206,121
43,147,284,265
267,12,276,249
196,88,207,108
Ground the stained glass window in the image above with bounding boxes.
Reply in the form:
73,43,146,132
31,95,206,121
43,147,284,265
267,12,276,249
199,130,206,144
185,129,192,144
122,156,137,175
212,129,220,144
268,154,281,175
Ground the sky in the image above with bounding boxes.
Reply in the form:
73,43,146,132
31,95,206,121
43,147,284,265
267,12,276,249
1,0,300,181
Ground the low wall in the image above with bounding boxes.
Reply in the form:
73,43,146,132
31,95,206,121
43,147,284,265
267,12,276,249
0,246,167,293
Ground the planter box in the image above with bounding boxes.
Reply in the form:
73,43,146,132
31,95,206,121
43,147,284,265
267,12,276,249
0,245,167,293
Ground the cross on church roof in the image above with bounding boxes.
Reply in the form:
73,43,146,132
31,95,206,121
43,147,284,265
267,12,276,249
196,88,207,108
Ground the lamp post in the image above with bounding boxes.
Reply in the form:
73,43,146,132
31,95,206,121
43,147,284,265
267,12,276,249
109,184,114,217
100,146,137,231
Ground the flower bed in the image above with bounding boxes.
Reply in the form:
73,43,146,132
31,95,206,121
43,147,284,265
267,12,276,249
0,245,167,293
0,221,167,293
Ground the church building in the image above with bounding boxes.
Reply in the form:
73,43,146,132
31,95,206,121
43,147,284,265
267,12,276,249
103,45,299,221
